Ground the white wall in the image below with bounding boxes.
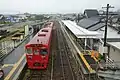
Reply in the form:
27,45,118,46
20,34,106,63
97,26,120,39
109,46,120,62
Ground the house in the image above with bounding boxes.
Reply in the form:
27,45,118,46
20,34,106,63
0,14,5,23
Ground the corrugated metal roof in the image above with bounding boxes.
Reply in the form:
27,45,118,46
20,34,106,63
88,23,105,31
78,17,100,28
62,20,102,38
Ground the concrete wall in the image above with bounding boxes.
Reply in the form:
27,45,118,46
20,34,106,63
109,46,120,62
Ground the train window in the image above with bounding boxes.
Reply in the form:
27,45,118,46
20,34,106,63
26,48,32,54
40,49,48,55
42,29,48,32
38,34,46,36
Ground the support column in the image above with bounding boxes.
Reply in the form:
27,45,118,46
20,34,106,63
84,38,87,50
90,39,93,50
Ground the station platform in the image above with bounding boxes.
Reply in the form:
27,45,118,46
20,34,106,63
0,35,33,80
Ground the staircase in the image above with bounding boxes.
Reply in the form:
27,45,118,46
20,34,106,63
98,58,120,80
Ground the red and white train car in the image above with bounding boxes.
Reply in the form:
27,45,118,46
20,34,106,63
25,22,53,69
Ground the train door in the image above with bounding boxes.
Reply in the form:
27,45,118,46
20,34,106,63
33,48,39,55
33,47,40,60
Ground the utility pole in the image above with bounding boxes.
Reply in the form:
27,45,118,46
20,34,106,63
76,14,80,24
102,4,114,46
102,4,114,62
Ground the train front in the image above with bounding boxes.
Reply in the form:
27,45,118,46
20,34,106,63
25,44,49,69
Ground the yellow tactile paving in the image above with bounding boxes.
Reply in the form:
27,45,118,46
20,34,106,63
80,54,95,73
1,64,14,68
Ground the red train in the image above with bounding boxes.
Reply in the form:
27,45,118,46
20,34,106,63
25,22,53,69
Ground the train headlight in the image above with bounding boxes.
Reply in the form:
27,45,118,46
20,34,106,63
28,56,32,59
41,55,46,59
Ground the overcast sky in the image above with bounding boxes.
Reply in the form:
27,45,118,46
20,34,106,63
0,0,120,14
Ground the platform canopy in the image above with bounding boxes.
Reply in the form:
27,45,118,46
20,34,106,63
62,20,102,39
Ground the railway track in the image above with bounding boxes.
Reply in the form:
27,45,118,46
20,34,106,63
52,21,84,80
59,21,86,80
57,28,75,80
26,70,42,80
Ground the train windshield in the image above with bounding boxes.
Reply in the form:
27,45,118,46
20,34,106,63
26,48,32,54
40,49,48,55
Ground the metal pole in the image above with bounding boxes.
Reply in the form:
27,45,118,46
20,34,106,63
104,4,109,47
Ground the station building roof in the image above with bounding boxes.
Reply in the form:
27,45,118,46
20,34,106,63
78,17,100,29
62,20,102,38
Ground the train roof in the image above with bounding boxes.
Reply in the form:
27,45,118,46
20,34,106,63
26,27,52,46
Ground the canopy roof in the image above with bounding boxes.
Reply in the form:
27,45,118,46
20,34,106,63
62,20,102,38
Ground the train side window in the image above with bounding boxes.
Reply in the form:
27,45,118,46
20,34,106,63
40,49,48,55
42,30,48,32
26,48,32,54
